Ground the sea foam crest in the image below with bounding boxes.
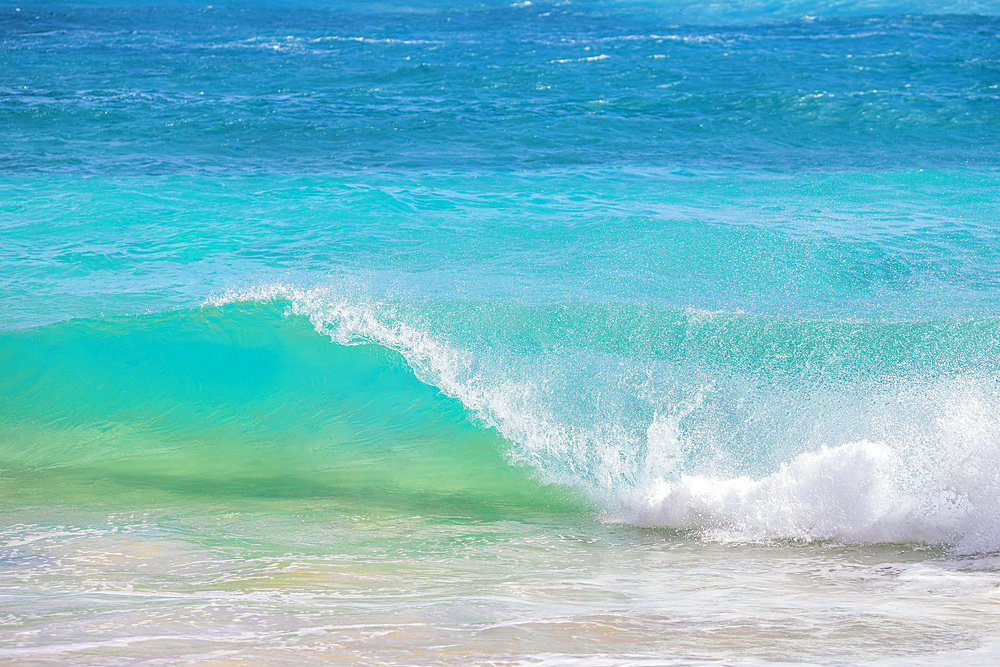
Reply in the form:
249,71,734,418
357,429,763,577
624,441,915,541
210,285,1000,552
621,389,1000,553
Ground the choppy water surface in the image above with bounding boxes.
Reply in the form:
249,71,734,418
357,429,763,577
2,0,1000,663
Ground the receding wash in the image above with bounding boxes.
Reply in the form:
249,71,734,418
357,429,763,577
2,0,1000,663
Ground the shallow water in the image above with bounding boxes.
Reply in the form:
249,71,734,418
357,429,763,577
5,492,1000,665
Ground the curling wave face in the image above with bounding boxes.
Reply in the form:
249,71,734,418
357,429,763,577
0,302,583,516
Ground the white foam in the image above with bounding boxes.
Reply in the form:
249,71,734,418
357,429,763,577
658,404,995,552
552,54,611,64
619,379,1000,552
620,441,918,541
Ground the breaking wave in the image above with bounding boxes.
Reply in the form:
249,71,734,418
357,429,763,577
3,284,1000,551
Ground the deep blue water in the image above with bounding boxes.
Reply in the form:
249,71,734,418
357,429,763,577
3,2,999,174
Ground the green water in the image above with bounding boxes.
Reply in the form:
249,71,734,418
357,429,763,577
0,304,584,520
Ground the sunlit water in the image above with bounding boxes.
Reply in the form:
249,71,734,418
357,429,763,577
3,0,1000,663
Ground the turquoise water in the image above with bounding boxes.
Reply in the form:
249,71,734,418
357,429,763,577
3,0,1000,663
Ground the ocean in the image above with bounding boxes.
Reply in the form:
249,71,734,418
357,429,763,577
2,0,1000,663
